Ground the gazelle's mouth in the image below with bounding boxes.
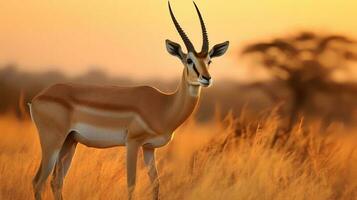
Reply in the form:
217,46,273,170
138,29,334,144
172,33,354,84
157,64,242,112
198,77,212,87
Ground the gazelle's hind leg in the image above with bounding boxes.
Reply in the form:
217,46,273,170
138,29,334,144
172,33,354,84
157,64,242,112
30,101,70,200
51,133,78,200
33,135,64,200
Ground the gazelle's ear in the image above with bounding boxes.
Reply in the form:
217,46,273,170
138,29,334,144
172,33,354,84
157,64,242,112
166,39,184,59
209,41,229,58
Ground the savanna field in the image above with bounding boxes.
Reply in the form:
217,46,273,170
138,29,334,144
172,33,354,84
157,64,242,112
1,0,357,200
0,111,357,200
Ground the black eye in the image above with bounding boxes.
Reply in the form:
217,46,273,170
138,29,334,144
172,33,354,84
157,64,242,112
208,60,212,65
187,58,193,64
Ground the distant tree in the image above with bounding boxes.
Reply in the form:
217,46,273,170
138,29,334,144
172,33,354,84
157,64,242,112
242,32,357,130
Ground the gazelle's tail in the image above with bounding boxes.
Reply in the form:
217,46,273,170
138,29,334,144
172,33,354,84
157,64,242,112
27,102,34,122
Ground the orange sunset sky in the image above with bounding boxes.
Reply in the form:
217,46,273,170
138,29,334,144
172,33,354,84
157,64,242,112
0,0,357,81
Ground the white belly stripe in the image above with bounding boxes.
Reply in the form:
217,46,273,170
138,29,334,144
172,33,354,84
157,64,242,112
76,105,134,118
74,105,156,134
70,105,158,147
71,123,127,147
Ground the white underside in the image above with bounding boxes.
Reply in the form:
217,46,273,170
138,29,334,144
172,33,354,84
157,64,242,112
71,123,128,148
70,105,172,148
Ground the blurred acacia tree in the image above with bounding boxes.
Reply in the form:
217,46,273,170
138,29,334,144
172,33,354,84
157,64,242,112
242,32,357,130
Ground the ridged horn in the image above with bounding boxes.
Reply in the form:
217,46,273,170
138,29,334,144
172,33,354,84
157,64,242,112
168,2,195,52
193,1,209,53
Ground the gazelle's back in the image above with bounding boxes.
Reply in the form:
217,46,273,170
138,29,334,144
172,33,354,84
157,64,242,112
34,83,170,112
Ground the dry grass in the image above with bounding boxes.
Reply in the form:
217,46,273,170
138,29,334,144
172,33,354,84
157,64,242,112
0,112,357,200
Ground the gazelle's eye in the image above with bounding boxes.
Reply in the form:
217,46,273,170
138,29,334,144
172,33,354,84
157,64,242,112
187,58,193,64
208,60,212,65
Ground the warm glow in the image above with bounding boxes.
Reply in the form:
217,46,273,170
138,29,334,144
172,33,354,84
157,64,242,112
0,0,357,80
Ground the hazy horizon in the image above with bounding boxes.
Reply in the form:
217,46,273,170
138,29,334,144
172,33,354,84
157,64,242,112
1,0,357,81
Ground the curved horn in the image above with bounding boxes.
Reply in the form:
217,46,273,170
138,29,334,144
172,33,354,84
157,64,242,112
168,2,195,52
193,1,209,53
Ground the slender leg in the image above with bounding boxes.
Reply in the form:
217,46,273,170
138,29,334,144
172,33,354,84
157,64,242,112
33,165,42,187
33,126,66,200
126,142,140,200
51,135,77,200
143,147,159,200
31,102,69,200
33,145,61,200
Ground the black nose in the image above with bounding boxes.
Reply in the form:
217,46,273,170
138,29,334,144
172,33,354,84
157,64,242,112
202,75,211,81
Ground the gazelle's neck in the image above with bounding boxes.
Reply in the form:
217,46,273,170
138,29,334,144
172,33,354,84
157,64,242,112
165,68,201,132
175,68,202,98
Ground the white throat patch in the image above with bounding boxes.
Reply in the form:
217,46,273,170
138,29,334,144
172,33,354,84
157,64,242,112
188,85,201,97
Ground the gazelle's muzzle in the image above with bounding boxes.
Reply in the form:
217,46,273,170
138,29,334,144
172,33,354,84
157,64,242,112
198,75,212,87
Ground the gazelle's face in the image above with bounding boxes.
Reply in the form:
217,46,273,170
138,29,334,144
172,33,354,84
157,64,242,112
166,40,229,87
166,2,229,88
185,52,212,87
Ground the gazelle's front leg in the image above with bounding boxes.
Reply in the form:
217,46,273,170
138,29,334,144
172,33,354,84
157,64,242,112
126,141,140,200
143,147,159,200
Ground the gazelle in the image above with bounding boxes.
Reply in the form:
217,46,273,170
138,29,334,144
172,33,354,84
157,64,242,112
29,1,229,200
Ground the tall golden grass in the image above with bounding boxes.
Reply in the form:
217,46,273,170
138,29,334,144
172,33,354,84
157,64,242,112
0,112,356,200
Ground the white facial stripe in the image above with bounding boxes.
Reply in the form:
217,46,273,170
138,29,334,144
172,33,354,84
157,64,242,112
187,52,210,75
188,52,197,62
186,52,200,78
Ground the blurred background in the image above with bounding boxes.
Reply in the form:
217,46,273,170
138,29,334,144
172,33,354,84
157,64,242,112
1,0,357,129
1,2,357,199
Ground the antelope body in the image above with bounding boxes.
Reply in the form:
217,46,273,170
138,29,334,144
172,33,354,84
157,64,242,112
30,2,229,200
